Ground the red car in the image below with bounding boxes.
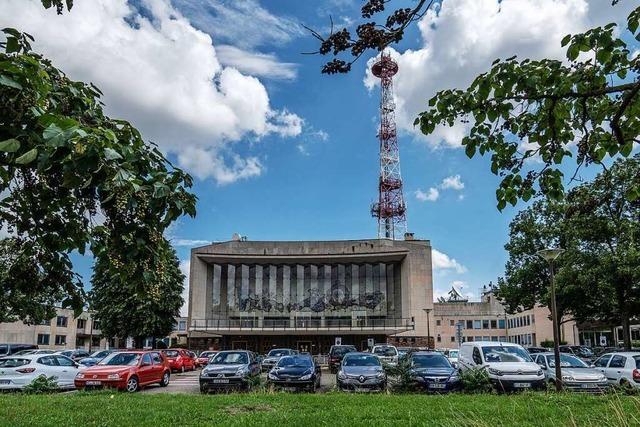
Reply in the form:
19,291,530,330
74,350,170,392
195,351,218,367
162,349,195,373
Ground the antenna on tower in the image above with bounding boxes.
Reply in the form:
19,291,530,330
370,52,407,240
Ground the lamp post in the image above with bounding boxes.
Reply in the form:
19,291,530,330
423,308,432,349
537,248,565,392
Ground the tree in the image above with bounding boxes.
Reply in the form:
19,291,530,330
307,0,436,74
41,0,72,14
416,6,640,209
90,238,185,346
0,24,196,324
497,155,640,349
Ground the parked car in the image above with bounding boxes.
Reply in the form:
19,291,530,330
526,347,550,355
55,349,92,362
560,345,595,363
199,350,261,393
337,352,387,392
328,345,357,373
371,344,399,367
77,349,117,368
592,352,640,388
12,349,55,356
0,344,38,357
196,351,218,367
459,341,545,392
445,349,459,368
267,354,321,392
261,348,297,372
75,351,170,392
0,354,80,390
161,349,196,373
409,351,460,392
532,352,608,392
397,347,414,361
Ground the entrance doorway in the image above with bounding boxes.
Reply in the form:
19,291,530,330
232,341,248,350
297,341,312,353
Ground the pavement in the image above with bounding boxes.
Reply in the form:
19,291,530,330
143,368,337,394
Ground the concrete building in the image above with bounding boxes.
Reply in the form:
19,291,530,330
188,238,434,353
432,287,577,349
0,308,107,351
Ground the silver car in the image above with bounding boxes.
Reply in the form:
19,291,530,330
261,348,296,372
533,352,608,392
199,350,261,393
337,352,387,392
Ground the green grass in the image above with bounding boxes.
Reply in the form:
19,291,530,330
1,391,639,427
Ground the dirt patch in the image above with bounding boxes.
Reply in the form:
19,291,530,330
222,404,274,415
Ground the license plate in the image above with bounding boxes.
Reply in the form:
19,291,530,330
514,383,531,388
86,381,102,386
581,383,598,388
428,383,447,389
0,380,10,385
212,379,229,384
283,387,297,392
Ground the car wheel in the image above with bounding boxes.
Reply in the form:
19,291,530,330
160,371,170,387
126,376,139,393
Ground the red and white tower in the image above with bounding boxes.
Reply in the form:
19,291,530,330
370,52,407,240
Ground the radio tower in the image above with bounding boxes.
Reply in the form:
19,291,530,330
370,52,407,240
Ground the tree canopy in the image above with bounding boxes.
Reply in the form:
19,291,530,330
0,26,196,327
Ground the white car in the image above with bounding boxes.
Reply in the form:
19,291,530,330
371,344,399,366
592,352,640,388
459,341,545,391
446,349,459,368
0,354,82,390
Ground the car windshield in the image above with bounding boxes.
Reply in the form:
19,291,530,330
0,345,7,356
574,346,594,357
90,350,111,358
200,352,215,358
373,347,397,356
344,355,381,367
412,354,452,368
267,349,290,357
98,353,141,366
448,350,459,358
278,356,312,368
0,358,29,367
211,352,248,365
331,346,356,356
164,350,179,357
12,350,34,356
546,354,588,368
482,346,532,363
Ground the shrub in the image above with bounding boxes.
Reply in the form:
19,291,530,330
383,357,414,392
23,376,59,394
458,368,493,394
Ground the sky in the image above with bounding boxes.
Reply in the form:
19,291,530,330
1,0,637,315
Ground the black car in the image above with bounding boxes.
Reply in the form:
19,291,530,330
0,344,38,357
328,345,357,373
267,354,321,392
408,351,460,392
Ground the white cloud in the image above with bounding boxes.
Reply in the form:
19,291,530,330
363,0,637,149
171,239,211,247
215,45,298,80
0,0,303,184
172,0,304,49
415,187,439,202
432,249,467,274
440,175,464,191
179,260,190,317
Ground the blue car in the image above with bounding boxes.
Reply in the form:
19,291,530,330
77,349,116,367
408,351,460,392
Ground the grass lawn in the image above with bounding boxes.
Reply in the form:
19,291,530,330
1,391,639,427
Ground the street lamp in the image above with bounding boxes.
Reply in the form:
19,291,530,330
422,308,432,349
537,248,565,392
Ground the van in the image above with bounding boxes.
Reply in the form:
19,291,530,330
459,341,544,391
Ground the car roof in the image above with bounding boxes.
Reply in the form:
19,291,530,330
463,341,521,346
411,351,446,356
602,352,640,356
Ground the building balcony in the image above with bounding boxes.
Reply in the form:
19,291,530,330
189,317,415,336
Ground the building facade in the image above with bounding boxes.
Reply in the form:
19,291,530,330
188,238,433,353
0,308,108,351
432,288,577,349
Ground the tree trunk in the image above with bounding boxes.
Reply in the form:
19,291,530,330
622,316,632,350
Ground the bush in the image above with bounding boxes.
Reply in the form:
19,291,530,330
383,357,414,392
458,368,493,394
23,376,59,394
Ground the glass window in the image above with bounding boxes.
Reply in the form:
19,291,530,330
277,356,312,368
38,356,58,366
481,345,532,363
437,335,442,342
491,336,498,342
472,347,482,364
482,320,490,329
151,353,163,364
411,354,451,368
56,316,68,327
450,336,456,342
56,356,75,367
609,355,626,368
436,320,441,326
473,320,481,329
99,353,142,366
77,319,86,329
466,320,473,329
546,354,587,368
55,335,66,346
343,354,381,367
490,320,497,329
267,349,292,357
0,358,30,367
498,319,505,329
178,321,187,331
37,334,50,345
450,320,455,326
141,354,152,365
211,352,249,365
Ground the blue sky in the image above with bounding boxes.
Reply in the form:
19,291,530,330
1,0,637,308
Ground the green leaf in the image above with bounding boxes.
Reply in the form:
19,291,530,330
5,37,19,54
15,148,38,165
104,148,122,161
0,74,22,90
561,34,572,47
42,124,64,143
0,138,20,153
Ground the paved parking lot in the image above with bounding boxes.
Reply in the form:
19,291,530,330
143,368,337,394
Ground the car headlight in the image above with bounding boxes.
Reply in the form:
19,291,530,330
537,369,544,376
107,374,120,380
488,368,503,376
300,373,312,380
236,367,249,376
267,372,279,380
337,371,346,380
598,375,607,382
76,373,85,379
201,368,210,376
562,375,574,382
